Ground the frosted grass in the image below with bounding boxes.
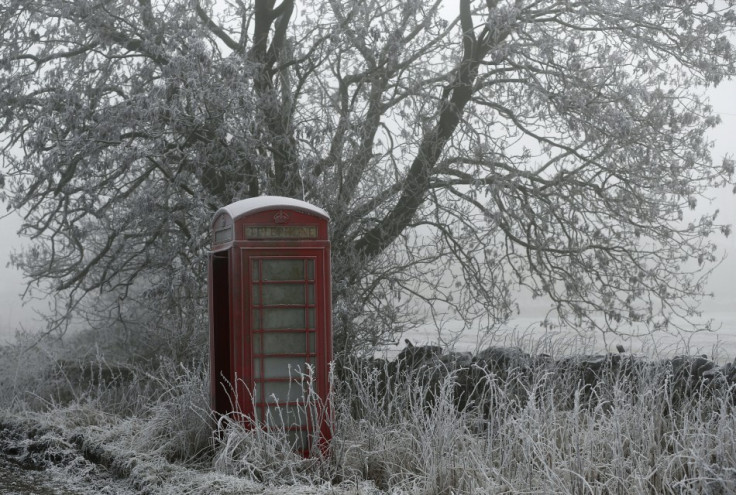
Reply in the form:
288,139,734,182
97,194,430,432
1,336,735,493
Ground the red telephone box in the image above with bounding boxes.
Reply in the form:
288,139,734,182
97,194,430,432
208,196,332,453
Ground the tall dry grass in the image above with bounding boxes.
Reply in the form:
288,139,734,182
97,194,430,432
333,355,736,494
2,338,735,494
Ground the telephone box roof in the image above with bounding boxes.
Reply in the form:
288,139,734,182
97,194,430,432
214,196,329,223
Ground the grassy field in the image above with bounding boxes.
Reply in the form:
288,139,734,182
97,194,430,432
1,336,735,494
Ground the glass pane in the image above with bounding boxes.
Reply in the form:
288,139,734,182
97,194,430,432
308,332,316,353
259,357,313,379
252,285,260,305
261,284,305,305
263,308,305,329
262,381,305,404
264,405,307,427
307,309,315,329
253,334,261,352
251,309,261,329
307,260,314,280
252,261,260,281
254,358,261,379
262,260,304,281
214,228,232,243
307,284,314,305
259,332,307,354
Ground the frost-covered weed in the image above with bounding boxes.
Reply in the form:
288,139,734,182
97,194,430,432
0,335,154,414
210,369,334,485
213,413,314,483
326,353,736,494
0,333,65,409
330,361,503,493
2,338,736,493
130,359,215,462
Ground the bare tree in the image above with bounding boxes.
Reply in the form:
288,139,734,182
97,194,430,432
1,0,734,356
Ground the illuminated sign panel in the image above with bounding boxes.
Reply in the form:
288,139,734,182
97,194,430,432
245,225,318,239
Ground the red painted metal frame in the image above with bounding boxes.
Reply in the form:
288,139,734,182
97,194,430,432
208,201,332,454
243,250,330,452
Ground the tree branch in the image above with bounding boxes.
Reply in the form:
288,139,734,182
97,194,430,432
195,1,242,53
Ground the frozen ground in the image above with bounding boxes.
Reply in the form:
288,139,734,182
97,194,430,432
2,340,736,493
0,414,137,495
0,456,370,495
0,434,134,495
0,456,72,495
0,416,379,495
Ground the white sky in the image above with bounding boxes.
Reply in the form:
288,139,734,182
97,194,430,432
701,82,736,315
1,43,735,344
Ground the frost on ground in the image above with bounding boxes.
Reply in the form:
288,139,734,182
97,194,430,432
0,416,135,495
0,351,380,495
0,413,378,494
1,338,736,494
